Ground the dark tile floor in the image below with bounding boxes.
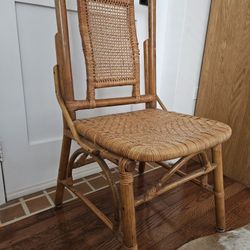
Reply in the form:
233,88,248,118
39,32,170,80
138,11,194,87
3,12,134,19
0,163,159,226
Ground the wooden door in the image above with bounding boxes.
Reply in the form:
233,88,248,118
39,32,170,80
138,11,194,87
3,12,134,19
196,0,250,186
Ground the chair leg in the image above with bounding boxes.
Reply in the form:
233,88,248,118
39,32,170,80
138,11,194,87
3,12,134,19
119,170,138,250
138,162,145,174
55,135,72,208
212,144,226,232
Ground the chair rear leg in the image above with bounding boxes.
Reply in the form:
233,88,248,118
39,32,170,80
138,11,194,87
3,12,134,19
120,170,138,250
212,144,226,232
55,135,72,208
138,162,145,174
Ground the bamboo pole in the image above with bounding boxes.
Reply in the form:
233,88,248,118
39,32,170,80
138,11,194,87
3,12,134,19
148,0,157,108
119,160,138,249
135,164,216,207
212,144,226,232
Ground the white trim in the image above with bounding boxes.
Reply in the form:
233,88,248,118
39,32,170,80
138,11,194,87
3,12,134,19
0,171,5,205
7,164,100,201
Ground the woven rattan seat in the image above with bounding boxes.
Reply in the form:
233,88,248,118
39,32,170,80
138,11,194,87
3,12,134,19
75,109,232,162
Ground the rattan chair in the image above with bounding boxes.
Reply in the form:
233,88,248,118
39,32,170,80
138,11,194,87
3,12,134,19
53,0,232,249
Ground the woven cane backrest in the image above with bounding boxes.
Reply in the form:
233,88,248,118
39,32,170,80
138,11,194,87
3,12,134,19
77,0,140,103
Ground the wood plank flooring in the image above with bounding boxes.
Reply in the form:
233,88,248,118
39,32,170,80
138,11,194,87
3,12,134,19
1,166,250,250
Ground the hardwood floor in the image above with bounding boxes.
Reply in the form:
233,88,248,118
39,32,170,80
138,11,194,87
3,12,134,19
1,166,250,250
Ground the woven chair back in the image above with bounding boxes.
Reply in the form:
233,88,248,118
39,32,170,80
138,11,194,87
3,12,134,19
77,0,140,103
55,0,156,112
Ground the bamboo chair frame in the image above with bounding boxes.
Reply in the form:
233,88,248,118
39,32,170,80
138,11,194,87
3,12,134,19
53,1,231,249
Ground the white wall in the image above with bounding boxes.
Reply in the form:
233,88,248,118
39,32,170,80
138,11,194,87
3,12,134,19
157,0,211,114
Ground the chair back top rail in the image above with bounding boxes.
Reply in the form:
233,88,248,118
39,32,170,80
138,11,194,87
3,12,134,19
54,0,156,112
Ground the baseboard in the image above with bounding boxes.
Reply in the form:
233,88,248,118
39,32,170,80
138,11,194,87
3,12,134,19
7,163,100,201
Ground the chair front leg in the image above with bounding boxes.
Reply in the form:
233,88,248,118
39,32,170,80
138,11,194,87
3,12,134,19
55,135,72,207
119,166,138,250
212,144,226,232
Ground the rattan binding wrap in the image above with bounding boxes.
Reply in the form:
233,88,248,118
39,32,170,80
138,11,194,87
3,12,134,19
75,109,232,161
77,0,140,104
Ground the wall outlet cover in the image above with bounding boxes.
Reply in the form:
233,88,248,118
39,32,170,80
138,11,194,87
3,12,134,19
140,0,148,6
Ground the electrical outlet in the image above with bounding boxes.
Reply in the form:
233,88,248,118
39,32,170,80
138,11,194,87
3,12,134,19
140,0,148,6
